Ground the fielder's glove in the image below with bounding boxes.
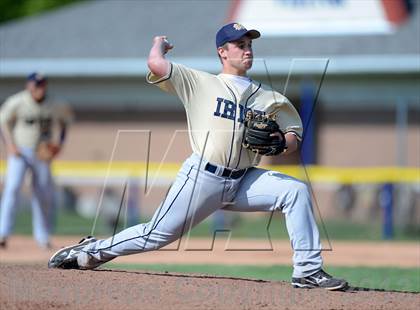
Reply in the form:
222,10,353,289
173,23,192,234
36,141,60,161
242,111,286,156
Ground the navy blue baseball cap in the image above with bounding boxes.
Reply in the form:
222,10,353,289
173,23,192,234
216,22,260,47
27,72,47,85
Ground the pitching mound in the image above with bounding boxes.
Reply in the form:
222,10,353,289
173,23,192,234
0,264,418,309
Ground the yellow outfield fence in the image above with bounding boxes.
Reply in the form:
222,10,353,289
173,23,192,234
0,160,419,184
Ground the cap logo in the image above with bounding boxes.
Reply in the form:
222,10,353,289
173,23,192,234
233,23,245,31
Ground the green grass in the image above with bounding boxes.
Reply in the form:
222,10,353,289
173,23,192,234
188,214,419,241
12,209,420,241
14,210,110,236
105,263,420,293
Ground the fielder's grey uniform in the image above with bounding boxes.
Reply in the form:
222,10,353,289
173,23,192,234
0,90,70,246
78,63,323,278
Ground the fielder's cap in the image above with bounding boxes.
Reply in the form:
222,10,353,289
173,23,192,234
27,72,47,85
216,22,260,47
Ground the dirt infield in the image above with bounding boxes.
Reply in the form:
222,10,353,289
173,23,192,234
0,235,419,268
0,264,419,310
1,236,419,309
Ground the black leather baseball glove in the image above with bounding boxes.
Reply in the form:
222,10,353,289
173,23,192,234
242,111,286,156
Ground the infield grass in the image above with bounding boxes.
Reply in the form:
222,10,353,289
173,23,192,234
13,209,420,241
105,263,420,293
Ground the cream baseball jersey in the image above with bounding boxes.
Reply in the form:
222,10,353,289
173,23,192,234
55,65,323,280
147,63,302,169
0,90,70,149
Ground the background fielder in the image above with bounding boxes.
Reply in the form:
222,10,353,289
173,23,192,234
49,23,348,290
0,73,72,248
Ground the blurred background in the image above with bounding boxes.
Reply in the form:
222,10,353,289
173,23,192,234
0,0,419,241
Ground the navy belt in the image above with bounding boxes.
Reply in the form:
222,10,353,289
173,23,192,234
204,163,247,179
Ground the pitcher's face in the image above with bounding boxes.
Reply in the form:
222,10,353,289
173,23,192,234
219,36,254,75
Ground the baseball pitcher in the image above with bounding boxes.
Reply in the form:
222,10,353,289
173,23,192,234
48,23,348,291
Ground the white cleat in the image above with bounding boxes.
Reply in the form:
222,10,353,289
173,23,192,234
48,236,97,269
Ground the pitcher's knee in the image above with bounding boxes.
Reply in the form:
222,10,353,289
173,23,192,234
284,180,309,198
294,181,310,196
280,180,311,209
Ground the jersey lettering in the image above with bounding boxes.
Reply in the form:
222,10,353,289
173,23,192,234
237,104,245,123
214,97,264,123
213,97,224,117
220,99,236,120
